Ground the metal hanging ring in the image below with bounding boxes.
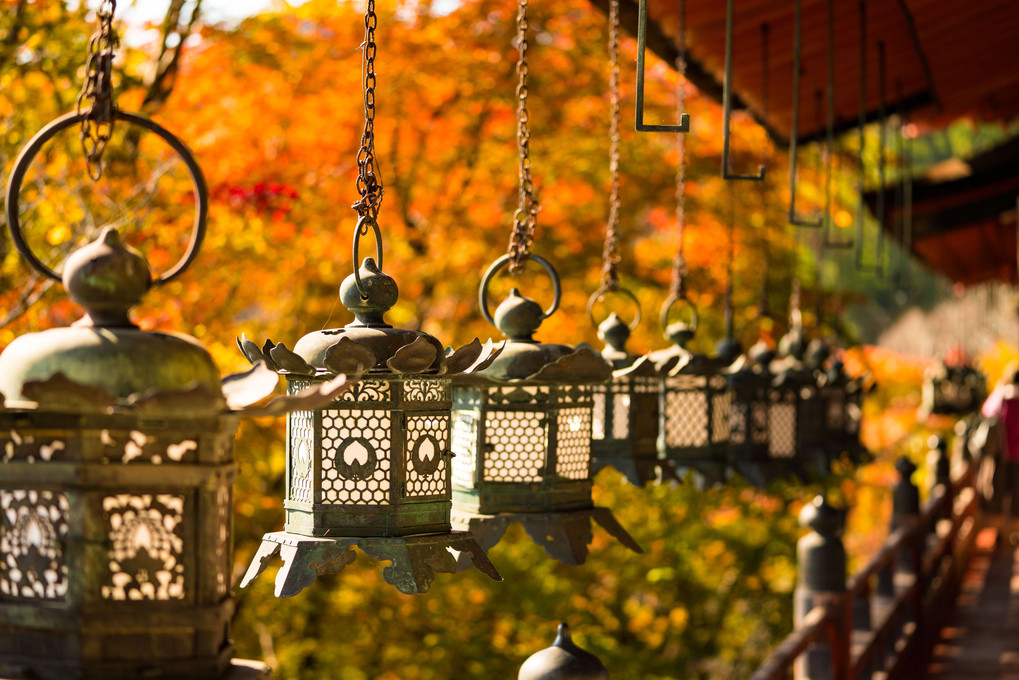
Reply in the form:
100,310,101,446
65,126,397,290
660,293,699,334
587,286,641,331
479,253,561,327
351,214,385,299
5,110,208,285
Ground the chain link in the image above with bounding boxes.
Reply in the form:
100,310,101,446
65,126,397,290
506,0,540,275
351,0,384,219
76,0,118,182
599,0,622,291
668,0,688,299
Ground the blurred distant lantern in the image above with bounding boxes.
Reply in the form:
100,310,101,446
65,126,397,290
449,0,639,567
649,297,730,488
922,352,987,416
728,341,786,487
0,72,292,676
236,0,500,596
773,327,824,477
450,255,640,565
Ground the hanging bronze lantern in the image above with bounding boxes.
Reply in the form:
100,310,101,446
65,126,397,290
449,255,641,565
237,252,503,595
236,0,500,596
649,297,731,488
0,99,289,677
589,300,671,487
922,359,987,416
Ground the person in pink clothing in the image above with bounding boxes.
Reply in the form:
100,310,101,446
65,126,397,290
984,364,1019,540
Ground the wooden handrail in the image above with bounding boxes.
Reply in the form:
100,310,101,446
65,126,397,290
746,456,982,680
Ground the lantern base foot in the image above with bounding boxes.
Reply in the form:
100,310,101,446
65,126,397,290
451,506,642,567
592,456,680,486
239,530,502,597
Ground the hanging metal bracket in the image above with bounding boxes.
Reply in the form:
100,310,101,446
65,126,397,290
821,0,853,249
635,0,690,132
788,0,821,226
722,0,764,180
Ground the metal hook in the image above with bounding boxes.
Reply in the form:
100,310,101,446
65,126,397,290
821,0,853,249
635,0,690,132
788,0,822,226
722,0,765,181
856,36,886,275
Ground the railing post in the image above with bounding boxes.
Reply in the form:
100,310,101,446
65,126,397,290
928,435,953,530
889,456,921,580
795,495,848,680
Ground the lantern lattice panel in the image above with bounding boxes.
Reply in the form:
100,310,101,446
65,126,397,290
215,484,231,598
289,410,315,503
711,389,732,444
767,398,797,459
2,435,67,464
483,411,546,482
451,383,596,514
592,387,607,440
320,409,393,505
102,493,186,601
404,415,450,498
824,386,846,431
555,407,591,479
664,387,709,448
1,489,70,601
451,411,479,488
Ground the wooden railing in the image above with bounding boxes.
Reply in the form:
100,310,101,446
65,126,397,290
749,458,982,680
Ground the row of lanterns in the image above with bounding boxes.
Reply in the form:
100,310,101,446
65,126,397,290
0,3,870,680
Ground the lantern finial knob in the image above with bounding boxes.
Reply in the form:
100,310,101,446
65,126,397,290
494,288,544,342
340,257,399,328
598,312,630,353
518,623,609,680
63,226,151,328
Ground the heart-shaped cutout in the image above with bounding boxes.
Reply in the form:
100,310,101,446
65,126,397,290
344,440,370,467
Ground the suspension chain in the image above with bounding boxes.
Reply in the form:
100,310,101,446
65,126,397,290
600,0,622,291
351,0,384,219
758,23,770,317
668,0,689,299
76,0,119,182
506,0,540,275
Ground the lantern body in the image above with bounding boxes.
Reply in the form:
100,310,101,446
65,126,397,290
0,229,247,680
0,410,236,680
451,382,594,514
923,364,987,415
659,371,731,469
284,375,451,537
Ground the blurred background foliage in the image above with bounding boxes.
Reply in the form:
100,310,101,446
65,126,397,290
0,0,1013,678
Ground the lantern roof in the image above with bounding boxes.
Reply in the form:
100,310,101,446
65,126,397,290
0,228,223,414
238,257,503,379
518,623,609,680
472,288,611,383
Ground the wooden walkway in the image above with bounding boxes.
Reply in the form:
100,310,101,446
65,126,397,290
926,523,1019,680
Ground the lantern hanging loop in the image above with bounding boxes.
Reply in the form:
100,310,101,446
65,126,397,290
506,0,541,275
787,0,822,227
588,286,641,331
668,0,690,300
351,0,384,223
721,0,765,181
634,0,690,132
5,111,208,284
660,293,699,335
351,214,385,296
820,0,853,249
76,0,118,181
480,253,561,327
